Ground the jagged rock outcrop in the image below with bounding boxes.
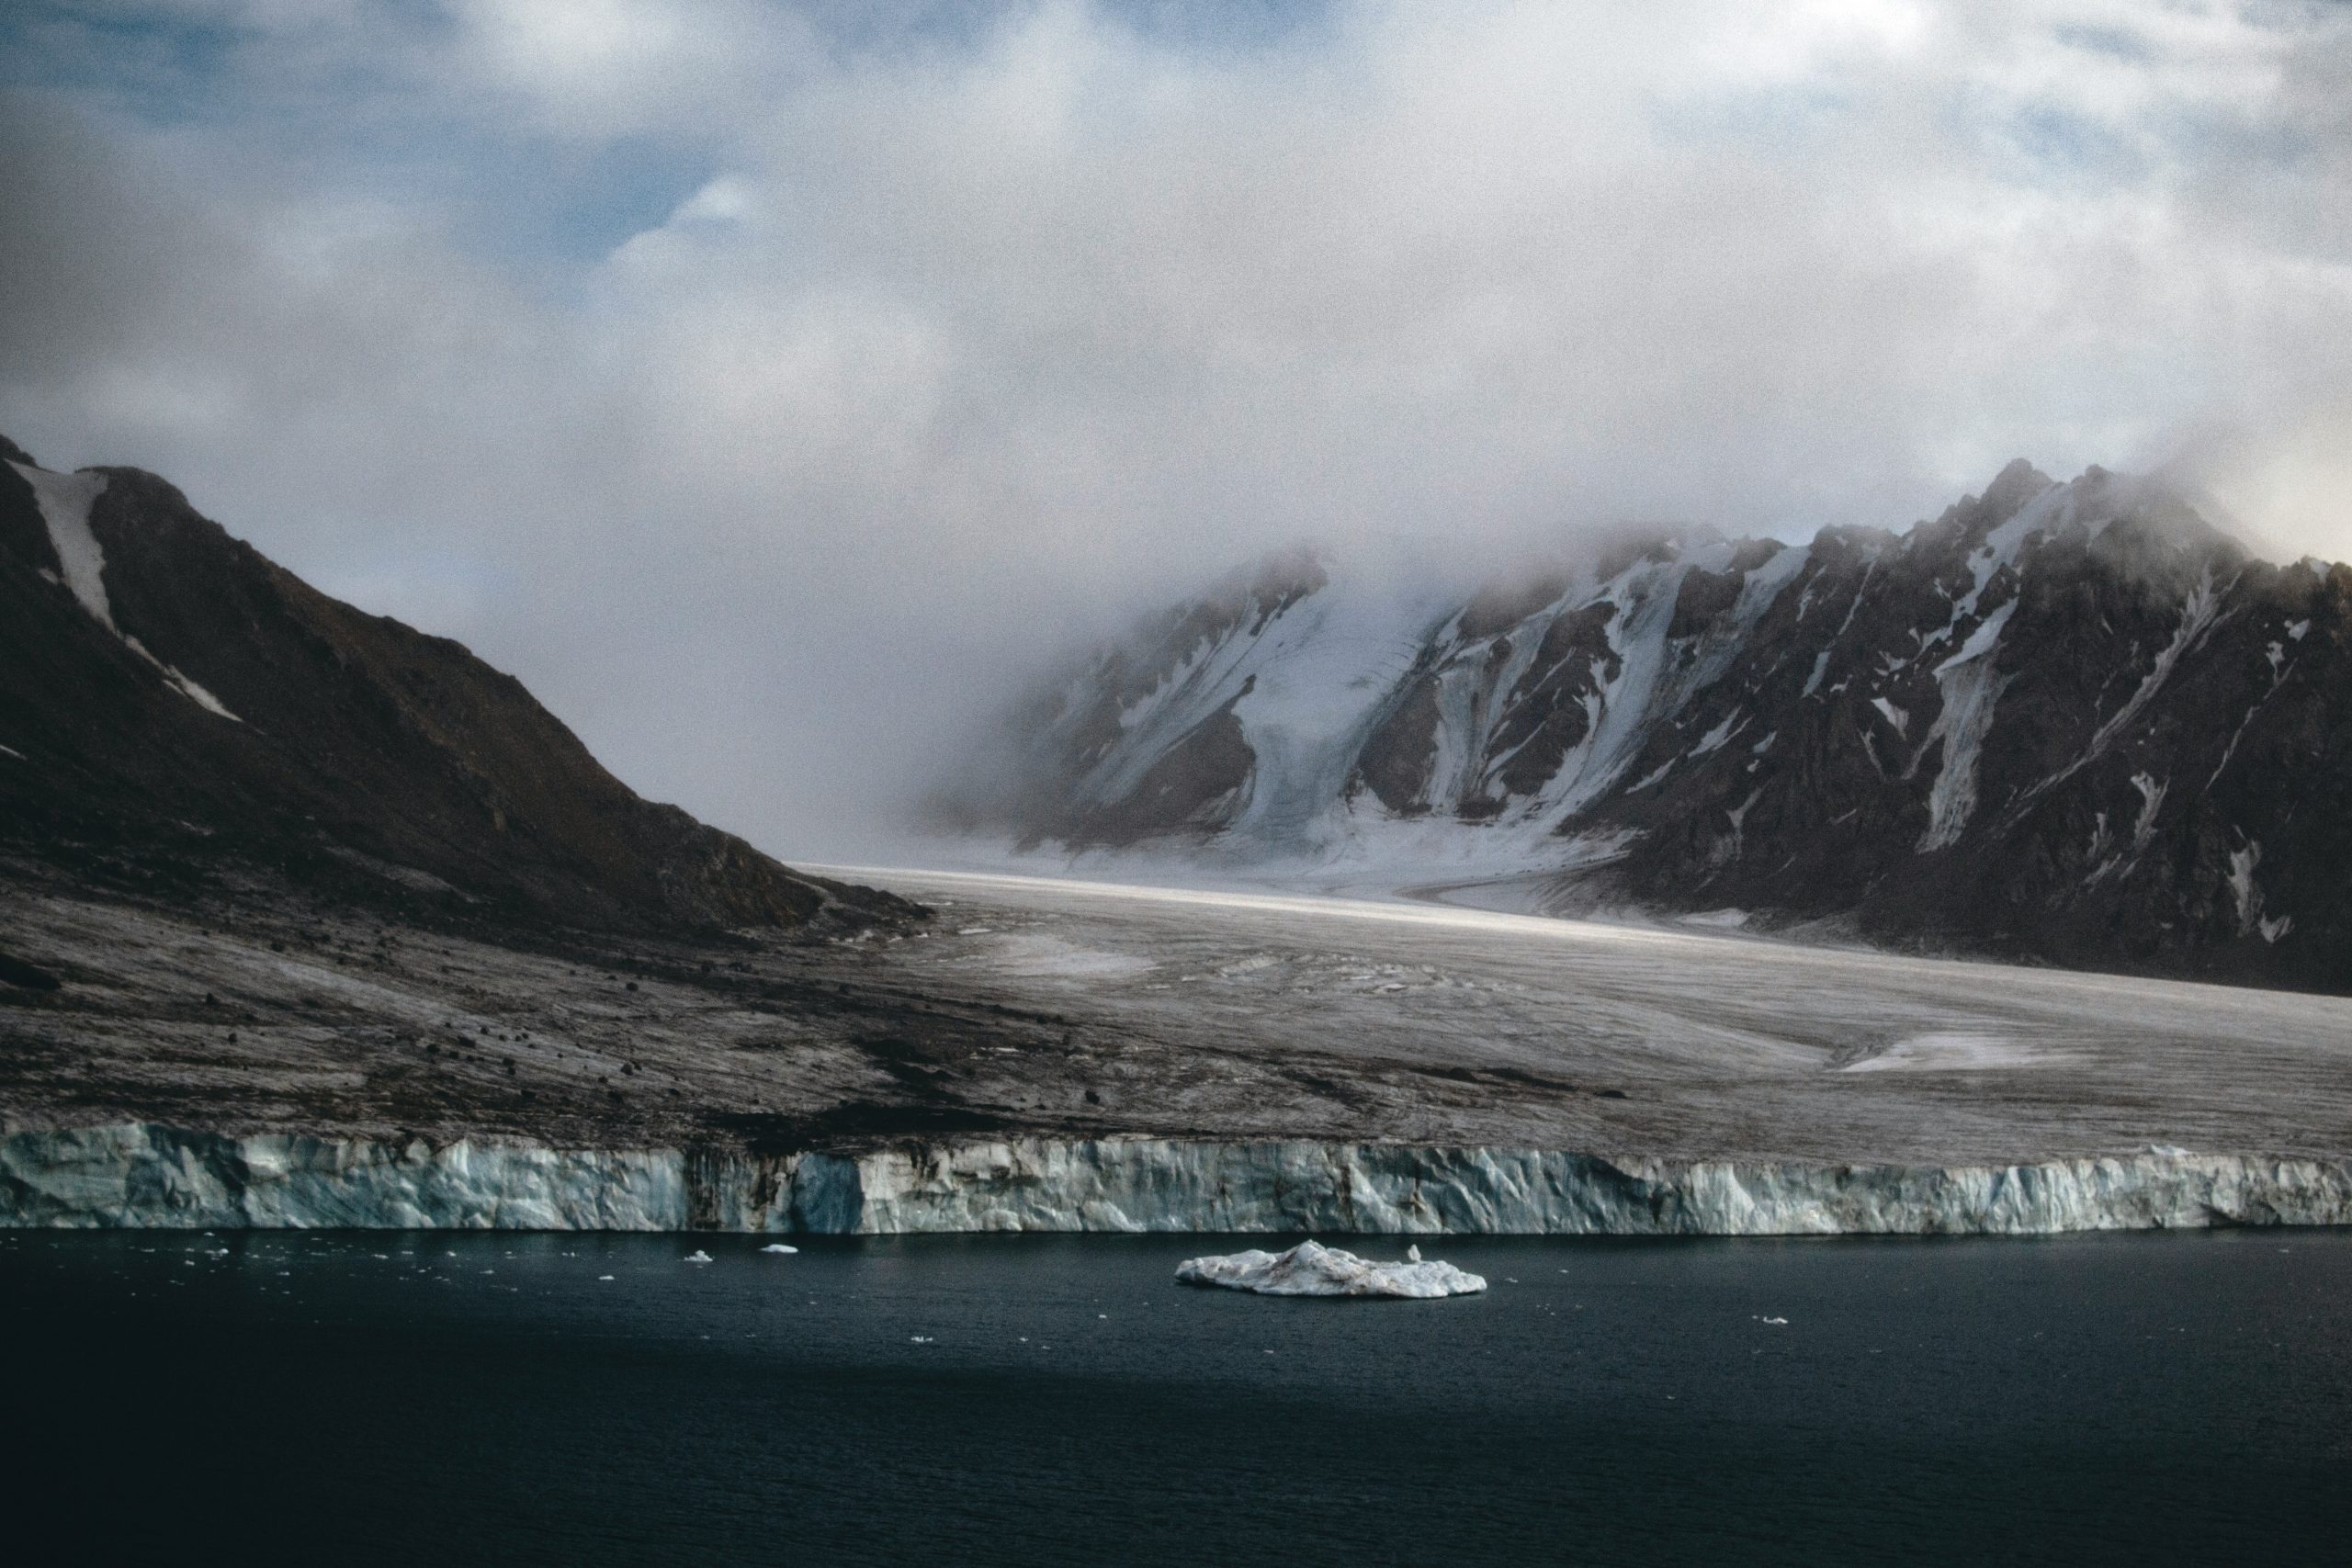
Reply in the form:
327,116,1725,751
6,1123,2349,1235
954,463,2352,991
0,435,901,933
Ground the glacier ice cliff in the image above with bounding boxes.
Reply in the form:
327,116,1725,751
1178,1239,1487,1297
4,1123,2351,1235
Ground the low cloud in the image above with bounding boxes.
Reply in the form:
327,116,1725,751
4,1,2349,857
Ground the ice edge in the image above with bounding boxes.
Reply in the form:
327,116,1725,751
4,1126,2349,1234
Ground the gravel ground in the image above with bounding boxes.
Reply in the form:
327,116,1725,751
6,857,2349,1164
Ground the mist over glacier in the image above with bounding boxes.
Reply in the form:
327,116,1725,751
5,2,2351,861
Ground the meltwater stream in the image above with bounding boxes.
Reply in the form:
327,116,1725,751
5,1229,2347,1566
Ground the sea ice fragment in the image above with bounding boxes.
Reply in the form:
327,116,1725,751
1174,1239,1485,1299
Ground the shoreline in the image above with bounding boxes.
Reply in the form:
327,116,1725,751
6,1123,2349,1235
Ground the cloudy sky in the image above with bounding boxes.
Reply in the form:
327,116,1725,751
5,1,2349,858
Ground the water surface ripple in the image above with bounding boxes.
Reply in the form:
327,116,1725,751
5,1229,2346,1565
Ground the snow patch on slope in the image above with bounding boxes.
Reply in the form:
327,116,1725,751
1225,573,1460,848
2087,572,2226,761
1522,541,1806,833
9,460,242,723
2226,839,2290,942
1802,647,1832,697
11,461,114,626
1689,711,1745,758
2130,773,2166,852
1917,599,2017,852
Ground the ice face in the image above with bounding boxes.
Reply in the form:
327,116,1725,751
6,1124,2349,1237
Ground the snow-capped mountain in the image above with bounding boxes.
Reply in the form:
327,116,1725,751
952,461,2352,991
0,432,898,932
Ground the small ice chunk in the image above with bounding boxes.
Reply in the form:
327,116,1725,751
598,1274,615,1281
759,1244,798,1255
1175,1239,1486,1299
683,1249,715,1264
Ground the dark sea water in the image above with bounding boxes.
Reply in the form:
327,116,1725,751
4,1227,2347,1566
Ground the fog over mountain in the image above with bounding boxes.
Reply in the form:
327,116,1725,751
5,1,2351,861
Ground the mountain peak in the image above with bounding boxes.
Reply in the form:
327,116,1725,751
1981,457,2054,522
954,463,2350,991
0,437,909,934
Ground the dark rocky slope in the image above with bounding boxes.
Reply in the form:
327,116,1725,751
955,463,2352,993
1,434,898,935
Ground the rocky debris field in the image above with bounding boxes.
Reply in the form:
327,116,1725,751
6,858,2352,1169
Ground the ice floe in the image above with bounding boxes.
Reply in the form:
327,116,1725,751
1174,1239,1487,1298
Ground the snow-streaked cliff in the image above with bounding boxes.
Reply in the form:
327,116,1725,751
6,1123,2348,1235
955,461,2352,993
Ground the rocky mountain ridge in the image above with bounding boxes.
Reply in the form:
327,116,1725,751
953,462,2352,991
0,432,896,935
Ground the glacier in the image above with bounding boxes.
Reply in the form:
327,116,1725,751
5,1123,2350,1235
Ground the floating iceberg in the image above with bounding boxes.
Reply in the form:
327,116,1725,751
1175,1239,1486,1298
683,1249,714,1264
759,1243,798,1255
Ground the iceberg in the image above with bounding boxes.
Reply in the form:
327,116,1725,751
1175,1239,1487,1298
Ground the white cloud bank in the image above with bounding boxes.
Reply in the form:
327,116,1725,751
3,0,2349,855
